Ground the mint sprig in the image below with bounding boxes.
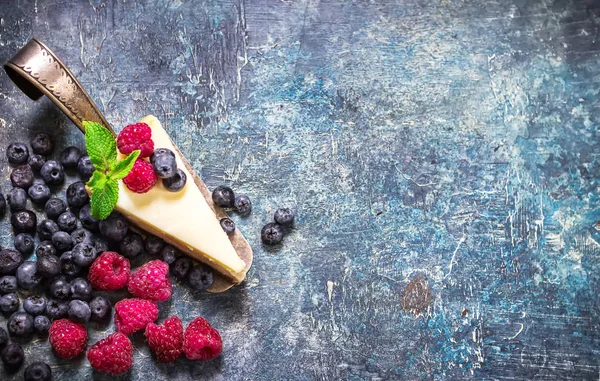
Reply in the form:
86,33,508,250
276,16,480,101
83,121,140,220
110,153,139,180
85,121,117,172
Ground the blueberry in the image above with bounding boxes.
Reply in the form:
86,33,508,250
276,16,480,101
144,235,164,256
45,299,68,320
52,231,73,252
16,261,41,290
77,155,95,181
36,255,60,278
89,296,111,323
59,251,81,277
71,228,93,245
69,278,92,301
30,132,54,155
59,146,82,169
0,249,23,275
7,143,29,165
1,343,24,372
57,211,77,232
7,311,34,337
212,185,235,208
68,299,90,323
10,165,34,189
0,194,5,217
28,154,46,172
33,316,51,337
7,187,27,212
0,276,17,294
187,264,214,291
0,293,19,314
14,233,34,255
10,167,34,189
35,241,56,258
220,218,236,235
48,276,70,299
234,195,252,216
44,198,66,220
170,257,192,280
66,181,89,209
261,223,284,245
60,249,84,276
23,296,46,316
28,182,51,205
79,204,99,231
162,168,187,192
24,361,52,381
0,327,7,349
37,219,60,240
93,239,109,254
152,153,177,178
71,242,97,267
99,212,128,242
11,165,34,189
160,245,178,264
24,362,51,381
150,148,175,163
40,160,64,185
274,208,295,226
119,232,143,258
11,210,37,234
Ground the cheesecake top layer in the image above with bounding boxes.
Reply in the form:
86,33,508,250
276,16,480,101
114,115,247,283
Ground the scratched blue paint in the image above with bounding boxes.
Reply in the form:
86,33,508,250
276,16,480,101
1,0,600,380
223,2,600,378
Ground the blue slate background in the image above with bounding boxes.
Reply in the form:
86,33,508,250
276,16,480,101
1,0,600,379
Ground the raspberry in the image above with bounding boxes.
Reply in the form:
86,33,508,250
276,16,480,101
49,319,87,359
114,298,158,335
145,316,184,363
88,252,130,291
87,332,133,375
117,122,154,158
182,317,222,361
127,260,172,302
123,159,157,193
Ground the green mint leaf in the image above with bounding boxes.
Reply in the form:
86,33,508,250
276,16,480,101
83,121,116,172
109,150,140,181
89,178,119,220
86,170,107,190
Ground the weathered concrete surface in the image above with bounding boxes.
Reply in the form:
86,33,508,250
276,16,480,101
1,0,600,379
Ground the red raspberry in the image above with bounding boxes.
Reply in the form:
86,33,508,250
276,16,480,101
182,317,222,361
87,332,133,375
123,159,157,193
114,298,158,335
88,251,130,291
128,259,172,302
49,319,87,359
117,122,154,158
145,316,184,363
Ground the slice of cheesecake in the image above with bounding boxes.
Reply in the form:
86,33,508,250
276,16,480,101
114,115,248,285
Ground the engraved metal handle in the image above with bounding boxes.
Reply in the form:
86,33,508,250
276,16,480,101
4,38,113,134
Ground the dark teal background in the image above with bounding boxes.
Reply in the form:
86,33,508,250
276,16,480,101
1,0,600,379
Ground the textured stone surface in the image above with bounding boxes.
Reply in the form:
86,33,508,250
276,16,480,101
1,0,600,379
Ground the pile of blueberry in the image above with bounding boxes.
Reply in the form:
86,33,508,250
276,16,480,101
0,133,213,377
212,185,252,236
150,148,187,192
211,185,294,245
261,208,295,245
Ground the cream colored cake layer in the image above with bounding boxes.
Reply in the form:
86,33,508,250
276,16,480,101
114,115,247,283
